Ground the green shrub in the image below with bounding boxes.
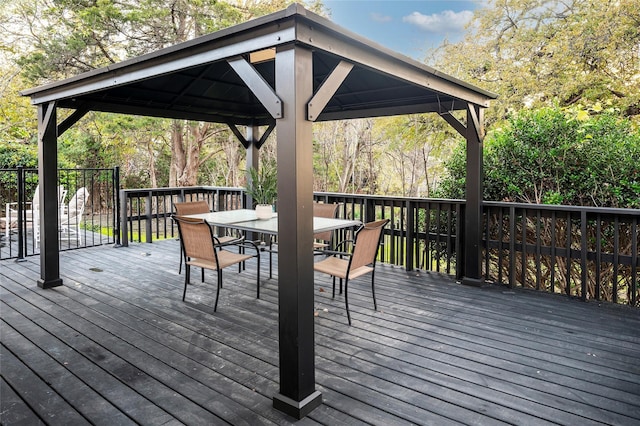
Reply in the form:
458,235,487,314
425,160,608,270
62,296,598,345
436,106,640,208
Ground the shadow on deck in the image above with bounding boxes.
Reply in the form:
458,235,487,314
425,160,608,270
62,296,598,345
1,239,639,425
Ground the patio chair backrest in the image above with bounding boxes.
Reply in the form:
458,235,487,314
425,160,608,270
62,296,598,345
350,219,389,270
173,215,217,262
32,185,39,208
174,200,210,215
58,186,68,205
313,202,339,242
31,185,67,210
67,187,90,217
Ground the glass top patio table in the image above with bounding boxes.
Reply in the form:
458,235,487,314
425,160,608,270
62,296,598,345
184,208,361,235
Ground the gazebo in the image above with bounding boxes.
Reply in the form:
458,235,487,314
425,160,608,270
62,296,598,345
21,3,496,419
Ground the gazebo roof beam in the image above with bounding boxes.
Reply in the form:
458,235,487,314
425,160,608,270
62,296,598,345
295,22,493,108
63,99,270,125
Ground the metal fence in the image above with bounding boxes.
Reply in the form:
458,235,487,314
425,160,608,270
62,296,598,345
119,186,245,245
0,167,119,260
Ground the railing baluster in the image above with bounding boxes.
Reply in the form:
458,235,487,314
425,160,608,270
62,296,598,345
521,208,527,287
446,206,452,275
406,200,414,272
435,203,442,273
566,211,572,296
580,211,588,301
536,210,541,291
595,214,602,300
551,211,556,293
498,207,504,285
632,218,638,307
613,217,620,304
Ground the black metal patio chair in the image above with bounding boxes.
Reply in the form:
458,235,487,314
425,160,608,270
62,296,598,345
314,218,389,325
173,215,261,311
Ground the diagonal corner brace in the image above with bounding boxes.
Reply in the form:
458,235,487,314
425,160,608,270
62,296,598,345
466,103,484,142
38,102,57,139
307,60,353,121
228,56,283,119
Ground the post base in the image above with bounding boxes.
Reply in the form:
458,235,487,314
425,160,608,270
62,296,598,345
461,276,484,287
37,278,63,289
273,390,322,419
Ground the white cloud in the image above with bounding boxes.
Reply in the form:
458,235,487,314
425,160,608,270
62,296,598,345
403,10,473,33
370,12,392,23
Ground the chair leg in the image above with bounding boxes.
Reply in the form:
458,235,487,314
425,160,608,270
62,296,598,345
371,271,377,311
214,269,222,312
182,265,190,301
332,277,336,298
344,277,351,325
178,247,183,274
256,251,261,299
269,240,273,279
201,267,205,283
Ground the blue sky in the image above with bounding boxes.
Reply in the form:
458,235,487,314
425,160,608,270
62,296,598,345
323,1,480,60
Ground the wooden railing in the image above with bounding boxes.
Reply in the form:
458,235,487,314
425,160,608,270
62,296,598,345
5,176,634,306
483,202,638,305
119,186,639,307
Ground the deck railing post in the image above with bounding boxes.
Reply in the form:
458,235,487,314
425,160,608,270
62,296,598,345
580,210,588,301
406,199,415,272
456,203,464,280
365,198,376,223
15,166,25,261
632,218,638,307
145,191,153,243
120,189,129,247
113,166,121,247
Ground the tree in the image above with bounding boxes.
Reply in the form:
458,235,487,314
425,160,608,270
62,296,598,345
375,115,457,197
313,119,377,194
429,0,640,124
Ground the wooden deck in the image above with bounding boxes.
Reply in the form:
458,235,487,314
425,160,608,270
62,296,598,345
1,239,639,425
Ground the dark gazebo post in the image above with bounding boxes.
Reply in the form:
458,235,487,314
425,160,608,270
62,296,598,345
37,101,63,289
462,104,485,286
272,43,322,419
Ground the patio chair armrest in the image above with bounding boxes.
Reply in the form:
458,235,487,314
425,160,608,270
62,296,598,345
213,236,245,246
256,240,273,250
317,249,352,258
6,201,34,211
334,239,354,252
228,238,261,258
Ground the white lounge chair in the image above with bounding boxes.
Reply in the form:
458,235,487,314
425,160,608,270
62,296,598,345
4,184,67,240
58,187,90,244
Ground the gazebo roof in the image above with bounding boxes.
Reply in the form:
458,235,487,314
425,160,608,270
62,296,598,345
22,3,496,126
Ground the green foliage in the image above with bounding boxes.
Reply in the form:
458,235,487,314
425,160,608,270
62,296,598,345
437,106,640,208
0,141,37,169
0,141,36,204
245,161,277,205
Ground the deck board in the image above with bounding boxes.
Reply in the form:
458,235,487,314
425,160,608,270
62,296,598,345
1,239,639,425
